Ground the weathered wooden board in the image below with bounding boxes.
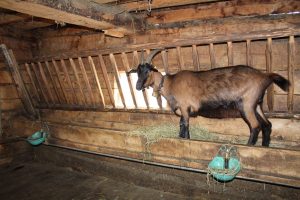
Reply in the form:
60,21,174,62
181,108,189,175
7,116,299,187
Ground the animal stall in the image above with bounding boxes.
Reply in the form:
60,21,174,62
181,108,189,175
0,0,299,199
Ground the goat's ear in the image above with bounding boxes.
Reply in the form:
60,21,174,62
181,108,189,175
126,68,137,75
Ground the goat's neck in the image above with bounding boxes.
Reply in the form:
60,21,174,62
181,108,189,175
152,71,164,98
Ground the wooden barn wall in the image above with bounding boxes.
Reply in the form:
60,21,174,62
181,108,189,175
0,29,33,136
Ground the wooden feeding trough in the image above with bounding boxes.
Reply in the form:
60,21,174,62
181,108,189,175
0,0,300,198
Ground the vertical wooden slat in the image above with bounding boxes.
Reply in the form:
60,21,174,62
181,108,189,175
88,56,105,108
266,37,274,112
31,63,49,106
78,57,96,106
98,55,115,108
45,61,62,104
121,52,138,108
209,43,216,68
25,63,41,102
287,35,295,113
192,45,200,71
133,50,150,109
176,46,184,70
227,41,233,66
161,49,169,74
60,59,78,104
69,58,87,106
37,62,55,104
52,59,69,104
246,39,252,66
109,53,126,108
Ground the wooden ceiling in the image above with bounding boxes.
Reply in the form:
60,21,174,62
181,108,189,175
0,0,299,37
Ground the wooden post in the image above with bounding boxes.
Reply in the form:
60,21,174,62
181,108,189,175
266,37,274,112
176,46,184,70
25,63,41,103
227,41,233,66
98,55,115,108
161,49,169,74
45,61,62,104
0,45,36,118
192,45,200,71
38,62,55,104
69,58,87,106
121,52,138,108
60,59,78,104
52,59,69,104
287,36,295,113
31,63,49,107
78,57,96,107
246,39,252,66
209,43,216,68
109,53,126,108
88,56,105,108
133,50,150,109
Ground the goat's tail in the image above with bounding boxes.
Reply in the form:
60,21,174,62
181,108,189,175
268,73,290,92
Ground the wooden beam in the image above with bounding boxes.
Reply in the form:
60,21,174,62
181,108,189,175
287,36,295,113
25,63,40,103
209,43,216,68
227,41,233,66
69,58,87,106
116,0,219,12
147,0,300,25
246,39,252,66
31,63,49,107
78,57,96,107
0,45,36,118
161,50,169,74
176,46,185,70
121,52,138,109
37,62,55,104
98,55,115,108
109,53,126,108
0,0,142,37
266,37,274,112
192,45,200,71
45,61,62,104
88,56,105,108
60,59,78,104
51,59,69,104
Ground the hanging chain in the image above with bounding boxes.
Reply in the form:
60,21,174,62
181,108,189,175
147,0,152,16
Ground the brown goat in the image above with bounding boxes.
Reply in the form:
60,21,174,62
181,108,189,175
128,50,290,146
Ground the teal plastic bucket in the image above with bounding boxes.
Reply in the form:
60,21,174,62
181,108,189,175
27,131,47,146
208,156,241,182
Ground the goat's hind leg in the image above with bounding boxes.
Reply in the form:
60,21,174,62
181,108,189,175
256,104,272,146
238,103,261,145
178,110,190,139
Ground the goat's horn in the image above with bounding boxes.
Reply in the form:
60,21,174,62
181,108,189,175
145,49,162,64
126,68,137,75
141,50,145,64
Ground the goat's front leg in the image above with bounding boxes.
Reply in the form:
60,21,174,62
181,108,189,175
178,111,190,139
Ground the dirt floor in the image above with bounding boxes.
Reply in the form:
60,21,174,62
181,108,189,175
0,144,299,200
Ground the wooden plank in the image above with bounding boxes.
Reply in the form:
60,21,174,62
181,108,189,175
37,62,55,104
146,0,300,25
88,56,105,108
227,41,233,66
109,54,126,108
209,43,216,68
0,0,141,37
133,51,149,109
98,55,115,108
287,36,295,113
161,50,169,74
69,58,87,106
60,59,78,104
0,85,18,99
246,39,252,66
192,45,200,71
78,57,96,106
45,61,62,104
176,46,184,70
24,63,40,102
0,45,36,117
266,37,274,112
121,52,137,108
51,59,69,104
31,63,49,106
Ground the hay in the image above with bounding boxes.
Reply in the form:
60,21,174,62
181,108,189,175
129,123,220,145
